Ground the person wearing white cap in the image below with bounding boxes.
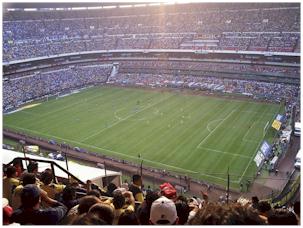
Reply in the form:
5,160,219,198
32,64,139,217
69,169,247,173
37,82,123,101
149,196,179,225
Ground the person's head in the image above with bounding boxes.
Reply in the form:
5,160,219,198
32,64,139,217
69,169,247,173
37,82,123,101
118,210,139,225
21,184,41,209
40,170,53,185
175,201,190,225
62,186,76,201
145,190,159,207
22,173,36,186
149,196,179,225
112,190,125,209
5,166,17,178
188,203,266,225
87,189,101,198
71,213,108,225
78,196,101,215
267,209,298,225
27,162,38,174
257,200,272,216
88,203,114,225
132,174,142,186
3,198,13,225
106,183,117,196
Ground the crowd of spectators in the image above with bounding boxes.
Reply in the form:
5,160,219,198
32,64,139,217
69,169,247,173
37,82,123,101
109,72,299,104
3,163,300,225
118,60,300,77
3,4,300,61
3,65,112,111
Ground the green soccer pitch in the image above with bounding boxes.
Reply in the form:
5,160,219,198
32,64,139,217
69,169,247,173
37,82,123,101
3,86,283,189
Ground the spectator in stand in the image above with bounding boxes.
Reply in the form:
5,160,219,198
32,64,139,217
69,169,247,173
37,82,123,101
129,175,144,203
109,189,136,225
149,196,179,225
88,203,115,225
3,166,20,204
294,201,300,224
118,210,139,225
40,169,65,200
11,172,58,210
251,196,260,210
71,213,108,225
11,184,67,225
175,200,190,225
136,190,159,225
3,198,17,225
257,200,273,222
13,159,23,178
188,202,266,225
105,182,117,197
60,186,79,211
267,208,298,225
78,195,101,215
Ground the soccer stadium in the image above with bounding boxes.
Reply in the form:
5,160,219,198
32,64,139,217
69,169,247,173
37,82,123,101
2,2,301,225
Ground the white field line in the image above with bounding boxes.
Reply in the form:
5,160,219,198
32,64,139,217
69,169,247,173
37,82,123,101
196,109,236,149
81,95,173,142
4,124,197,174
206,119,224,133
242,120,270,143
238,107,279,183
200,147,251,159
6,124,241,182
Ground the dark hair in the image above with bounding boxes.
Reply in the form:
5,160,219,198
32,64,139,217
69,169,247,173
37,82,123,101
175,201,190,225
40,170,53,185
132,174,141,183
87,190,101,198
5,166,17,178
189,203,266,225
21,184,40,208
118,210,139,225
145,190,159,207
106,183,117,197
88,203,114,225
62,186,76,201
294,201,300,217
78,196,101,214
27,162,38,173
268,209,298,225
22,173,36,186
257,200,272,214
71,213,108,225
112,191,125,209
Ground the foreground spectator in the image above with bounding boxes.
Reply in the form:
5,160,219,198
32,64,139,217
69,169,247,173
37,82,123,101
137,190,159,225
11,184,67,225
267,208,298,225
3,166,19,204
88,203,114,225
40,169,65,200
188,202,266,225
118,210,139,225
149,196,179,225
71,213,107,225
129,175,144,203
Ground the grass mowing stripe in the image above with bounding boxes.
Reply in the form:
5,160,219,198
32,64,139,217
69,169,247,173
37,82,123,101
237,104,281,183
81,94,174,142
196,109,236,148
4,86,281,188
